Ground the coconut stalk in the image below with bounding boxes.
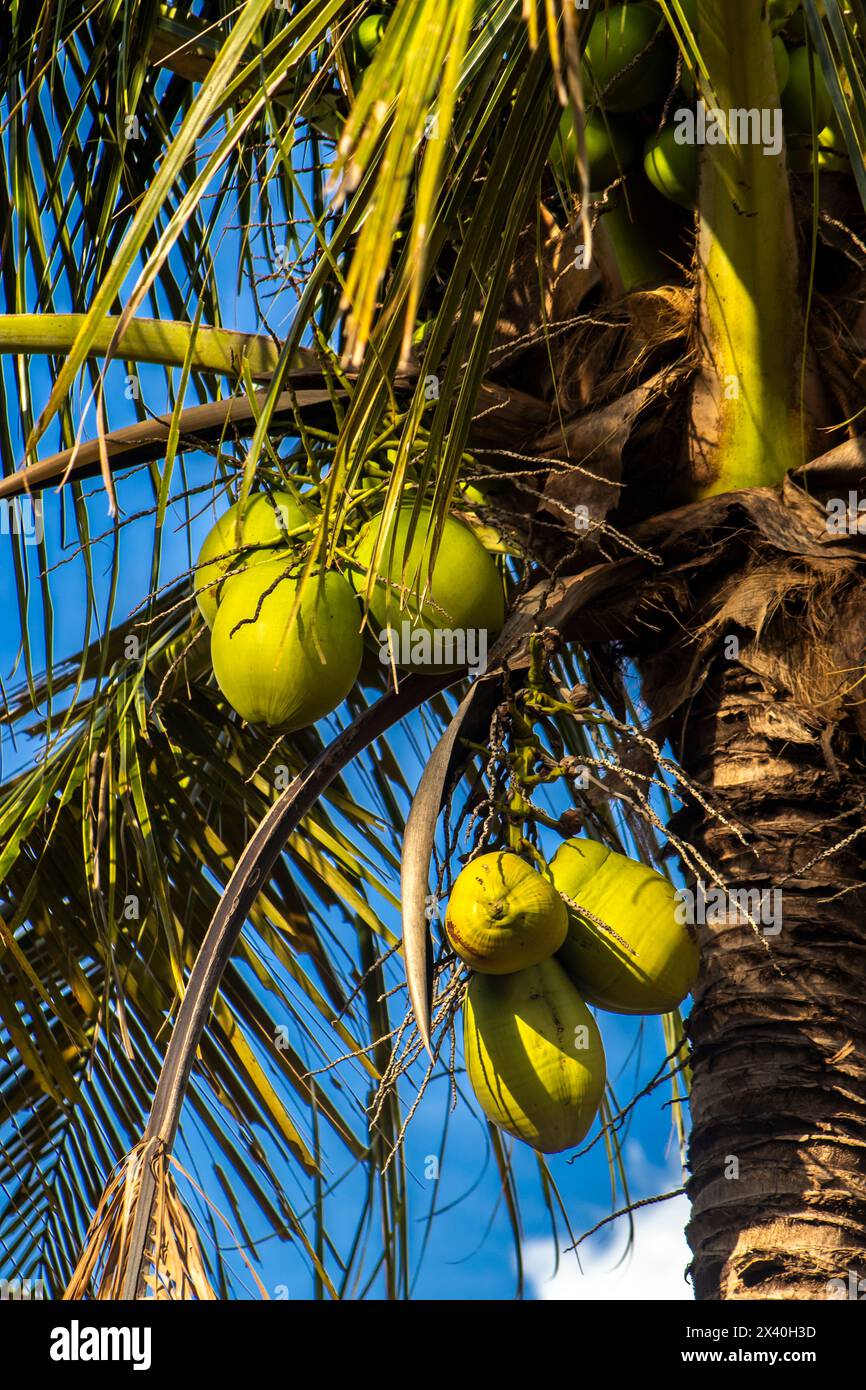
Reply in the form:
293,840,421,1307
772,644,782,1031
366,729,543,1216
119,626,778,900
689,0,805,496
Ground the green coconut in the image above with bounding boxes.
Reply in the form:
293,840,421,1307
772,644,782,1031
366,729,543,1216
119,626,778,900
782,45,832,133
549,108,640,188
210,556,362,729
194,491,310,629
643,124,698,207
463,957,606,1153
787,119,852,175
350,12,386,70
816,119,852,173
583,3,674,114
445,851,567,974
352,507,505,671
550,838,699,1015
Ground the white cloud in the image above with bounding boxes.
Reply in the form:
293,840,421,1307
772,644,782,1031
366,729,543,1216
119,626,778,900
525,1146,693,1301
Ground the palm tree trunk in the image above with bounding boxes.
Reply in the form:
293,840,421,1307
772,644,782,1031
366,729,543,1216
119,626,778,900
672,643,866,1299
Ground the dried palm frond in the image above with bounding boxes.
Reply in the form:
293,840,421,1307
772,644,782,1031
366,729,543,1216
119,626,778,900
62,1138,256,1301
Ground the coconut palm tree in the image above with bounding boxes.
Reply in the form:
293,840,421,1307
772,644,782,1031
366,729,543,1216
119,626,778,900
0,0,864,1301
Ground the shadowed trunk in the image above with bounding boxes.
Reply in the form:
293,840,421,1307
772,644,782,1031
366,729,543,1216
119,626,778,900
672,638,866,1299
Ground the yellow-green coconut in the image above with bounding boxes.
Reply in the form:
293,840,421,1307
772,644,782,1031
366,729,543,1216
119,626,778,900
445,851,567,974
352,507,504,671
463,957,606,1153
644,125,698,208
194,491,310,629
550,838,698,1014
582,3,673,113
210,556,362,729
549,108,640,188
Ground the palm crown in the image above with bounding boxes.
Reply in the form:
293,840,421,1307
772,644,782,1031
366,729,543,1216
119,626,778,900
1,0,865,1301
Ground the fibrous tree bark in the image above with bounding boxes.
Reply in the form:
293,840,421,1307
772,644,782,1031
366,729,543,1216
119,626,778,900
639,534,866,1298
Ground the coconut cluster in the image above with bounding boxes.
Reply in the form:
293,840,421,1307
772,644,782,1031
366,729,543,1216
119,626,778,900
446,842,698,1154
193,491,504,730
549,1,846,215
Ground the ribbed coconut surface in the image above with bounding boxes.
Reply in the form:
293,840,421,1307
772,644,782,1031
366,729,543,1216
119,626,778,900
210,557,362,729
463,958,606,1153
549,838,698,1015
446,851,567,974
194,491,309,628
352,507,504,671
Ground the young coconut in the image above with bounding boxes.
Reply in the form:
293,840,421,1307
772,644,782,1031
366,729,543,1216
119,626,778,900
782,45,832,133
550,838,698,1015
643,124,698,207
194,491,310,629
352,506,504,671
210,556,362,729
355,12,386,61
463,957,606,1153
815,119,853,174
549,107,640,189
583,3,673,113
445,851,567,974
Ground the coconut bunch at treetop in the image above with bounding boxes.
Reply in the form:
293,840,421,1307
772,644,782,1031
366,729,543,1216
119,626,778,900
546,0,667,196
194,491,363,730
351,505,505,671
547,3,684,291
547,0,853,288
660,2,846,192
446,852,605,1153
446,837,698,1152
